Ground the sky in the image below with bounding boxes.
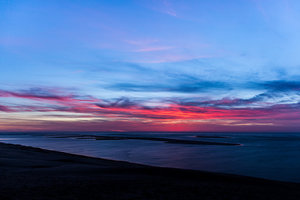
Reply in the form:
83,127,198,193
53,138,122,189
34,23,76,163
1,0,300,132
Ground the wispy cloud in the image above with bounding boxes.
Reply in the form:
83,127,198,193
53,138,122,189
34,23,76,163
0,88,97,103
0,105,13,112
109,80,228,93
124,39,159,46
0,83,299,131
258,80,300,92
144,0,177,17
0,86,299,119
132,54,214,63
133,46,174,52
161,0,177,16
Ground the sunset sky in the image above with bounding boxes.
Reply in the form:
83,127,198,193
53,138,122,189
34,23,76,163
1,0,300,132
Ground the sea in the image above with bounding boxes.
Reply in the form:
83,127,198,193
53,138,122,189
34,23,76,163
0,132,299,183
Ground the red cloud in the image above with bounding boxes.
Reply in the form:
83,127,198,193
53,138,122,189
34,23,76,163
1,88,300,132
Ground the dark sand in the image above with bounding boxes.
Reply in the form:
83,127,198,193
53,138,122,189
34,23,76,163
0,142,299,200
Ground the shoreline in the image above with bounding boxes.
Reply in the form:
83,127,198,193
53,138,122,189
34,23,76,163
50,134,241,145
1,142,299,200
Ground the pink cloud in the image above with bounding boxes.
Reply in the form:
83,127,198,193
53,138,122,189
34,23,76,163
134,46,174,52
133,54,214,63
124,39,159,46
1,88,300,132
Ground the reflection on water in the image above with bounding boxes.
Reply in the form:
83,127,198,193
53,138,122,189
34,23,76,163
0,132,300,183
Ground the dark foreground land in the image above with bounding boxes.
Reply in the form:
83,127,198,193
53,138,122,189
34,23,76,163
0,142,299,200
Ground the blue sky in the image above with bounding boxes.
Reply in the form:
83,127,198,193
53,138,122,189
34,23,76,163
1,0,300,132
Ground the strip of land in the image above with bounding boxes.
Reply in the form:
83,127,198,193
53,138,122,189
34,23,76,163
0,142,299,200
51,134,240,146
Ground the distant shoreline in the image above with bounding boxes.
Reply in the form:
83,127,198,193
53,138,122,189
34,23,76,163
0,142,300,200
1,131,300,134
50,134,240,146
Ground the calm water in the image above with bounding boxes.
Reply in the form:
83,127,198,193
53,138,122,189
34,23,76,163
0,132,300,183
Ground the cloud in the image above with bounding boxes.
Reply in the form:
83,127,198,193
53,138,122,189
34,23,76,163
124,39,159,46
96,97,137,108
150,0,177,17
0,88,71,101
163,1,177,16
133,54,213,63
108,75,230,93
1,102,300,132
134,46,174,52
1,88,299,121
259,80,300,92
0,87,98,104
110,81,227,93
0,85,300,131
177,98,254,108
0,105,13,112
107,78,300,99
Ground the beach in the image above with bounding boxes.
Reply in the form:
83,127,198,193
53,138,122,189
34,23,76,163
0,142,299,200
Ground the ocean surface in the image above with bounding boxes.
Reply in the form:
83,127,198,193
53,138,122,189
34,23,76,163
1,132,300,183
